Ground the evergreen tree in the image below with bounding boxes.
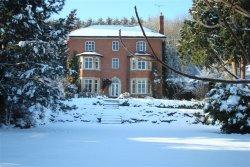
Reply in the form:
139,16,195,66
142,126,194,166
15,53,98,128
130,16,137,25
0,0,78,127
96,18,105,25
85,19,93,27
178,0,250,78
121,17,129,25
113,18,121,25
106,17,113,25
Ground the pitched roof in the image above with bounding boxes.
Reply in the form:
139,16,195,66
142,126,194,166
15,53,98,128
69,25,166,38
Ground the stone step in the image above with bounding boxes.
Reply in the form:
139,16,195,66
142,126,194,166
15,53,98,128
101,115,122,124
101,121,121,124
103,99,120,109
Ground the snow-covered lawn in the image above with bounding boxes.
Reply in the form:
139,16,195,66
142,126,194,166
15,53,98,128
1,98,250,167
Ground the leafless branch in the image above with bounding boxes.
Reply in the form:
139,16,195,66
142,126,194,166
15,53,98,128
134,6,250,84
118,29,156,62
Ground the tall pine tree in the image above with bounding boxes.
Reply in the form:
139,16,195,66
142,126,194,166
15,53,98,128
0,0,78,127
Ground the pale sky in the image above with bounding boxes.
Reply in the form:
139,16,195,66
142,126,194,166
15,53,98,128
53,0,192,20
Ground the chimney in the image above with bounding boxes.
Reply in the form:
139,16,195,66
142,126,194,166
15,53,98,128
159,13,164,35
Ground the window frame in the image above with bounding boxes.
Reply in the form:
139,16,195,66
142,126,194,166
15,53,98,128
130,78,150,94
136,41,146,53
85,41,95,52
84,57,93,69
83,79,93,92
130,58,151,71
81,77,100,93
112,58,119,69
112,41,119,51
83,57,100,70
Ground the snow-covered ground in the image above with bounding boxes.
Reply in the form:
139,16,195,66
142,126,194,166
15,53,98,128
1,98,250,167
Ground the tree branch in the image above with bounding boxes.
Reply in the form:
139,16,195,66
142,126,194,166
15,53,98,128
133,6,250,84
210,0,250,18
204,0,249,64
207,40,239,79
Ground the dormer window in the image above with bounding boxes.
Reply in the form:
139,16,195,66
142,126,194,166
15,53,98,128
85,41,95,52
136,41,146,53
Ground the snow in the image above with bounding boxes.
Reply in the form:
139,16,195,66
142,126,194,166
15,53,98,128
76,52,102,56
69,25,166,38
1,97,250,167
20,68,35,79
220,95,240,112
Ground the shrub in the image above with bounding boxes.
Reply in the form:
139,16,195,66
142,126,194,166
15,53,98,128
204,83,250,134
12,110,35,128
119,100,130,106
165,77,209,100
118,92,131,99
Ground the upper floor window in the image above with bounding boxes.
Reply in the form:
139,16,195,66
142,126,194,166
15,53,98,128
85,41,95,52
83,57,100,70
112,58,119,69
112,41,119,51
137,60,146,70
136,41,146,53
130,58,151,71
84,57,93,69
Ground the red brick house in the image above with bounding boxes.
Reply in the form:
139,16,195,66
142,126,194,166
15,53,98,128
68,16,166,98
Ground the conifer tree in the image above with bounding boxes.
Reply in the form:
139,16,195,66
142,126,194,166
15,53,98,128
0,0,78,127
178,0,250,78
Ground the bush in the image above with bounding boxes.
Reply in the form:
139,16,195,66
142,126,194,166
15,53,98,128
119,100,130,106
118,92,130,99
165,77,209,100
12,110,35,129
204,83,250,134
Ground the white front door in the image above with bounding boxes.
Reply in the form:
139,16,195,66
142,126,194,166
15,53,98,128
109,78,121,97
110,83,120,97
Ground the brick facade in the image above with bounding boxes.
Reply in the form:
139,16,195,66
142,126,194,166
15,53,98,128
68,27,165,98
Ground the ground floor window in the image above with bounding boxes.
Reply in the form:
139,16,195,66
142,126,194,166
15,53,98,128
82,78,100,93
130,78,151,94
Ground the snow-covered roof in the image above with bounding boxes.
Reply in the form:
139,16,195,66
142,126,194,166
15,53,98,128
69,25,166,38
76,52,102,57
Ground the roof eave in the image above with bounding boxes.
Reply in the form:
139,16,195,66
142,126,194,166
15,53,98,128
69,35,166,39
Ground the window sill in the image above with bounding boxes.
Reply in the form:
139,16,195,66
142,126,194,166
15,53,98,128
80,68,101,71
130,69,152,71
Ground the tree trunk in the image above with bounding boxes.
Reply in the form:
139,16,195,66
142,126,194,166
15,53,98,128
0,95,6,124
240,57,246,79
231,58,238,77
